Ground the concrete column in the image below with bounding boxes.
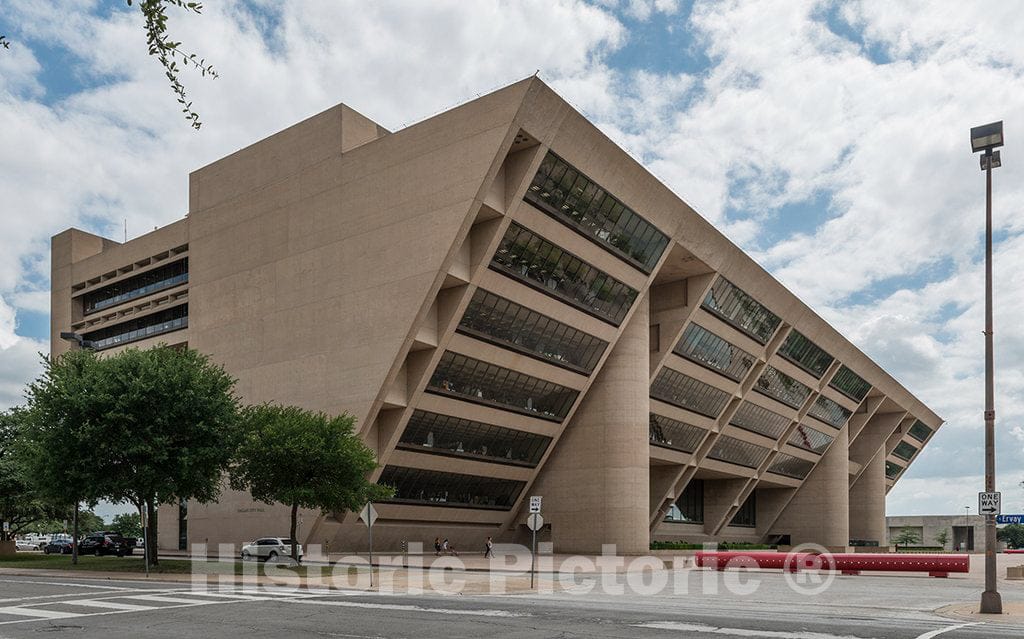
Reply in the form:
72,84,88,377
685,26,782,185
773,426,850,548
527,296,650,554
848,450,886,545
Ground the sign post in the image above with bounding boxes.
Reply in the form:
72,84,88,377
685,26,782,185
359,502,378,588
140,506,149,578
527,496,543,589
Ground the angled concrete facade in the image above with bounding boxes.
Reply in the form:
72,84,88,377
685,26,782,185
50,78,942,554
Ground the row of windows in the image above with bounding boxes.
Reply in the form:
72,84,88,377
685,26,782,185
829,365,871,402
730,492,756,528
892,440,919,461
457,289,607,374
778,330,834,379
379,466,525,510
768,454,815,479
787,423,834,454
674,323,755,382
491,223,638,326
666,479,704,523
908,419,933,442
83,304,188,351
885,461,904,479
729,401,791,440
702,277,781,344
707,435,771,469
649,413,708,453
650,368,732,419
83,258,188,314
525,151,670,272
754,365,811,409
397,410,552,467
807,395,852,428
427,352,579,422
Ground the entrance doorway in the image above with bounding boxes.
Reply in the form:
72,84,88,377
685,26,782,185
952,525,974,551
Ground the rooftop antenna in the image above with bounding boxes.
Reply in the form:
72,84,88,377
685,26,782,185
124,219,127,243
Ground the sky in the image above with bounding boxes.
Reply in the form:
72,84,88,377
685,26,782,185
1,0,1023,522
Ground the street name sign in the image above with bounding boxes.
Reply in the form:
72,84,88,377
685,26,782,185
996,514,1023,525
979,491,1001,516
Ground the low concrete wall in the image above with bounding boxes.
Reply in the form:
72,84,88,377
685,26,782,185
1007,565,1024,580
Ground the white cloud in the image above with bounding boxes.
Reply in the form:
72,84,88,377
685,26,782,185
2,0,1024,514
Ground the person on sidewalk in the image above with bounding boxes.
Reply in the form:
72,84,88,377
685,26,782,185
434,537,442,556
484,536,494,559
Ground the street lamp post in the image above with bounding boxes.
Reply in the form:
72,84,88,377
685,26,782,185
970,120,1004,615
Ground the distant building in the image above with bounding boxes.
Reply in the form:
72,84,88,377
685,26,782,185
887,515,988,552
51,78,942,554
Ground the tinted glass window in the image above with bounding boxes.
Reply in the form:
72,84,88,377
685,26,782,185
787,423,834,454
674,323,755,381
768,453,815,479
399,410,551,467
649,414,708,453
83,258,188,314
908,420,933,442
892,441,918,461
778,331,833,378
807,395,852,428
754,365,811,409
729,401,791,439
379,466,525,510
829,365,871,402
650,368,731,418
83,304,188,351
428,351,579,422
666,479,704,523
707,435,770,468
491,223,638,326
458,289,607,373
702,277,781,344
525,151,670,272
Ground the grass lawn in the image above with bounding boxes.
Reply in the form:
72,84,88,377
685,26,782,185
0,552,360,578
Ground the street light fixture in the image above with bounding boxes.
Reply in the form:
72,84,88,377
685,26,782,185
970,120,1003,615
59,331,97,350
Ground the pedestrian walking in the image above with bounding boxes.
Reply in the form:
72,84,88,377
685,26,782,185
484,536,494,559
434,537,442,556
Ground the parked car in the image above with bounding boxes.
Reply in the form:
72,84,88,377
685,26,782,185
240,538,303,562
22,533,50,550
15,539,39,551
43,539,75,555
77,532,136,557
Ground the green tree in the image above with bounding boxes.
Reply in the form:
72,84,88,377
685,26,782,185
230,405,394,561
934,528,950,549
21,510,103,536
998,524,1024,549
2,1,216,129
894,527,921,547
19,350,113,564
110,512,143,539
96,345,240,566
0,409,63,541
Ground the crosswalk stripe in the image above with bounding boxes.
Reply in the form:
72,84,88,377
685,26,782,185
0,606,81,620
125,595,223,605
65,600,156,611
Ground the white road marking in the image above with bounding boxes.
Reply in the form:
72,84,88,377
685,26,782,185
0,578,137,591
125,594,224,605
635,622,871,639
914,622,984,639
0,606,81,620
280,599,529,617
63,599,155,611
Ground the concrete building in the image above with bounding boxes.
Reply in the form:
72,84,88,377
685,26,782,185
887,515,989,552
50,78,942,554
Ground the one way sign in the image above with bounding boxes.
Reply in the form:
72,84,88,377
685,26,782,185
979,491,1001,516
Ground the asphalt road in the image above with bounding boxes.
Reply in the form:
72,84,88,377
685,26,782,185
0,572,1021,638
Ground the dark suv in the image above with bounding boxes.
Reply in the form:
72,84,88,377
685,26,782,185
78,532,136,557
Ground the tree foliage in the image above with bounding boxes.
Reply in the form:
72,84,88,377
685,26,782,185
998,524,1024,549
18,350,113,560
2,2,216,130
0,409,63,541
230,405,393,560
894,527,921,547
129,0,218,129
94,345,240,564
110,512,143,539
934,528,950,548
